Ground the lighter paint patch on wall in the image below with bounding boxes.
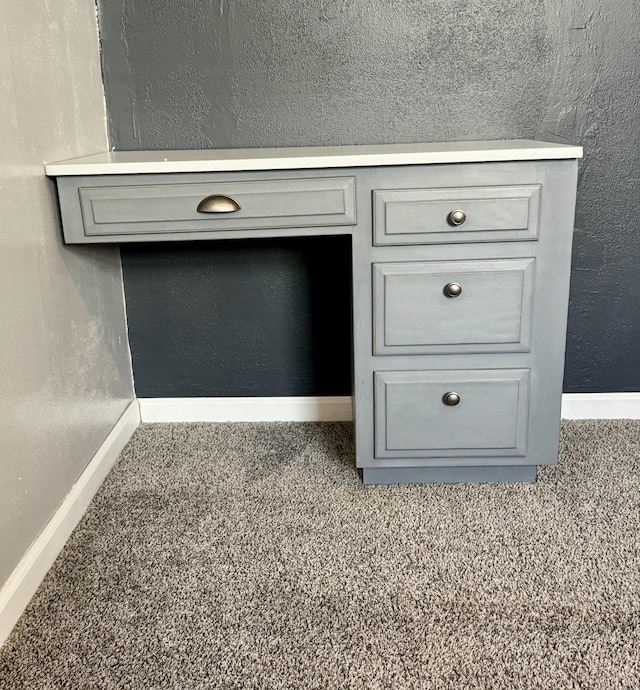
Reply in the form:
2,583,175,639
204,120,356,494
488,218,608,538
541,6,596,148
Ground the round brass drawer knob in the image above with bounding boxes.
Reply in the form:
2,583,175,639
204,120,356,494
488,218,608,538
442,392,461,407
447,209,466,226
443,282,462,298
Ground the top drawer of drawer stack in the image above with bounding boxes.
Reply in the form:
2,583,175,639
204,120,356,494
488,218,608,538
373,184,541,245
60,175,356,241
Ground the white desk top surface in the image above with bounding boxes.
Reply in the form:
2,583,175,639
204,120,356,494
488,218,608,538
45,140,583,176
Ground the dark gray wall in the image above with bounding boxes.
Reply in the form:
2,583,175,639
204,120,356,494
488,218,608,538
121,237,352,396
99,0,640,394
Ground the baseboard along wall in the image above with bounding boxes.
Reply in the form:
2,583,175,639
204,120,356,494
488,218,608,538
0,401,141,648
139,393,640,423
138,396,354,423
560,393,640,419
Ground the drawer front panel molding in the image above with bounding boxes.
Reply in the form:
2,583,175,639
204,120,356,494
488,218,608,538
77,177,356,237
373,185,541,245
373,258,535,355
374,369,530,459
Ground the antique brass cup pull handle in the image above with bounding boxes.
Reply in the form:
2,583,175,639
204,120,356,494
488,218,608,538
197,195,241,213
442,392,461,406
447,209,466,226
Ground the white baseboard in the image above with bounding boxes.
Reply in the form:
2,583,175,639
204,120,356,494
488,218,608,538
139,396,354,423
561,392,640,419
139,393,640,424
0,400,140,648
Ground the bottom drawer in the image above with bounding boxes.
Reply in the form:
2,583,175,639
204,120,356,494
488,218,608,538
374,369,530,459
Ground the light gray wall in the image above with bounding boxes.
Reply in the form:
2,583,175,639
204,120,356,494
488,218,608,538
99,0,640,393
0,0,134,587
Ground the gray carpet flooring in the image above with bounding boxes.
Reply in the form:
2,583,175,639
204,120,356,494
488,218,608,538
1,420,639,689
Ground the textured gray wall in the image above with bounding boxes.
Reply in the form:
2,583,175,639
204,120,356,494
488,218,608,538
1,0,134,590
121,237,352,396
99,0,640,393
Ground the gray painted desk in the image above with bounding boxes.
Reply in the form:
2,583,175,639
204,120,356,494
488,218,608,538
46,140,582,484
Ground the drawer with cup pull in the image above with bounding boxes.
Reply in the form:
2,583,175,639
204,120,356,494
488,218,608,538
373,184,541,245
372,257,535,355
374,368,530,459
56,175,356,241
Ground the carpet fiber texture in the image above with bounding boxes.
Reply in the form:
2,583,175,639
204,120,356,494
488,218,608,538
1,420,639,689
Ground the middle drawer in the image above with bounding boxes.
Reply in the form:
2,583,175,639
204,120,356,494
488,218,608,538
373,258,535,355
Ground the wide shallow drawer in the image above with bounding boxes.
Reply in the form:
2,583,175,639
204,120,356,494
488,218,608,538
374,369,530,459
373,185,540,245
77,177,356,236
373,258,534,355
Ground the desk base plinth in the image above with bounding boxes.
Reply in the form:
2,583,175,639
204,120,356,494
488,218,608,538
361,465,537,485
